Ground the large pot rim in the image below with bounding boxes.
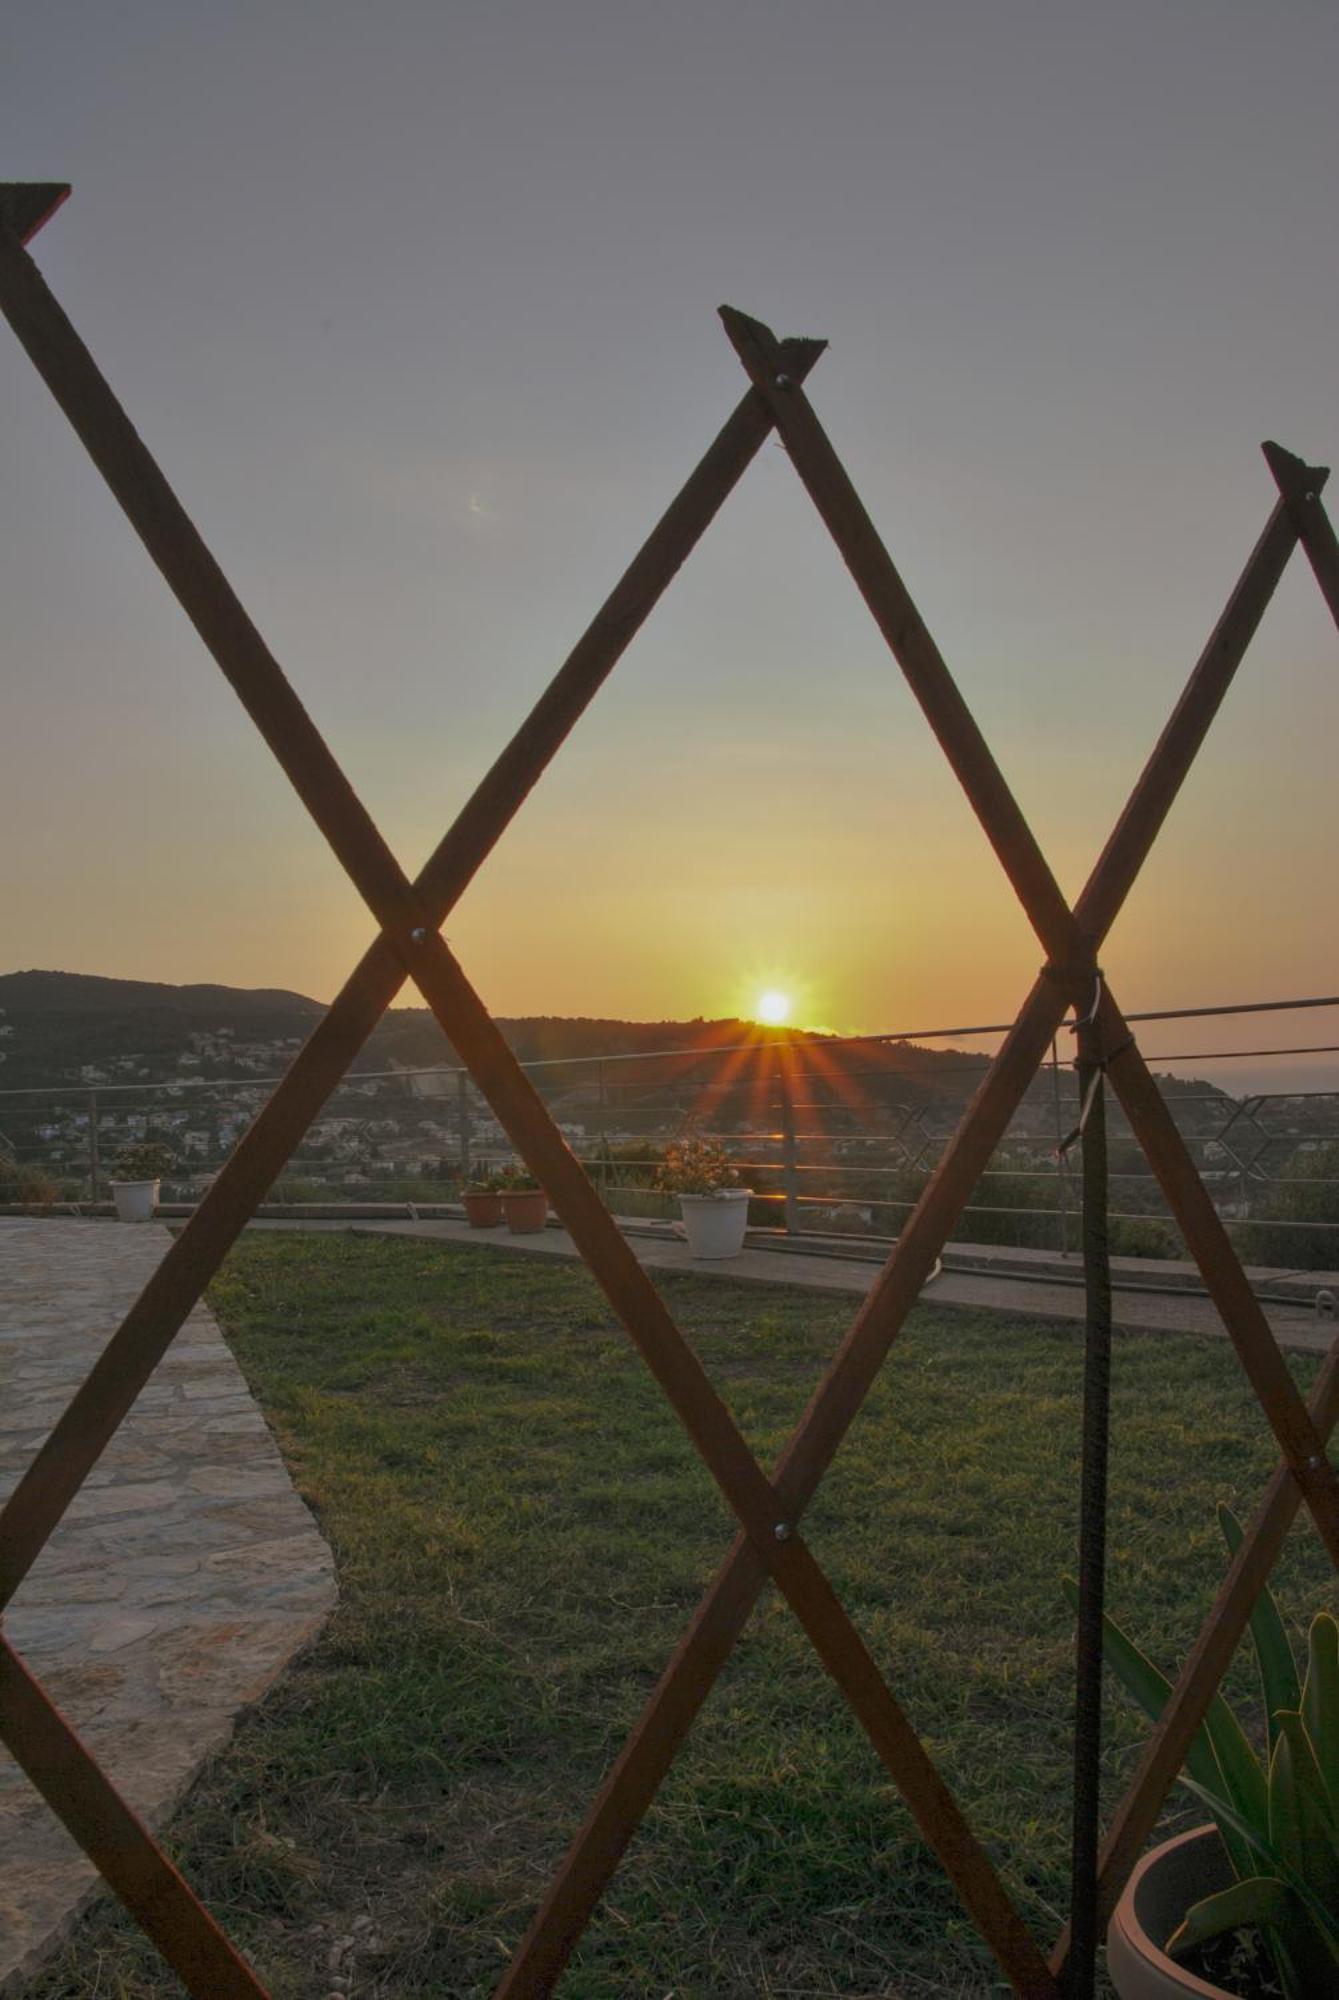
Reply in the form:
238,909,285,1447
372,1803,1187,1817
1108,1824,1234,1999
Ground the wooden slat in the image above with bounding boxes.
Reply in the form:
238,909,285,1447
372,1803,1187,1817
0,1638,269,1997
1049,1335,1339,1976
1263,441,1339,630
500,974,1071,1995
0,291,823,1607
722,304,1339,1562
719,305,1076,957
1102,1018,1339,1566
1072,498,1310,943
0,182,69,246
400,932,1061,1997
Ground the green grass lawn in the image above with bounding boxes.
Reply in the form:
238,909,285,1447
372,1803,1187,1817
26,1233,1332,1998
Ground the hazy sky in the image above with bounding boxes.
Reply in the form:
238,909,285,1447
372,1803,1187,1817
3,2,1338,1076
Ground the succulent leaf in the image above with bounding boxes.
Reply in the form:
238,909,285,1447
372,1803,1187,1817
1218,1502,1300,1747
1303,1613,1339,1821
1183,1775,1339,1952
1064,1575,1259,1874
1061,1577,1228,1802
1071,1521,1339,1995
1270,1712,1339,1915
1166,1872,1291,1953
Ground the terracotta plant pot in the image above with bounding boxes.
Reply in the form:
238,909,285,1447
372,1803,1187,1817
462,1190,504,1228
110,1178,159,1224
1108,1826,1236,1999
678,1189,751,1259
503,1189,549,1234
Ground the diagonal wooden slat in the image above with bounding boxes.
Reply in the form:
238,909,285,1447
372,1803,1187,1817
393,929,1062,1997
499,367,1335,1994
1049,1332,1339,1977
719,308,1339,1554
0,205,825,1605
1265,438,1339,629
0,1638,267,1997
1101,1013,1339,1546
0,182,68,245
719,305,1076,956
498,980,1073,1995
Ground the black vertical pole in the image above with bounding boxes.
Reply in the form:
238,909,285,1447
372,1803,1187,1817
1067,1003,1113,1998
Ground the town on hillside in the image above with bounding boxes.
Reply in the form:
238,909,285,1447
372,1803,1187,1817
2,971,1338,1262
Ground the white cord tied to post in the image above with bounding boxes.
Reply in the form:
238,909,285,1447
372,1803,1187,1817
1055,973,1105,1160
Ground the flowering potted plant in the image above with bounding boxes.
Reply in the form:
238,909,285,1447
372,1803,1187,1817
109,1141,175,1224
1073,1503,1339,1999
461,1172,505,1229
496,1166,549,1235
656,1135,751,1259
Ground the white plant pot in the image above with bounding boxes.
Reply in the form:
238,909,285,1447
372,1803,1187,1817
110,1178,159,1224
678,1190,751,1259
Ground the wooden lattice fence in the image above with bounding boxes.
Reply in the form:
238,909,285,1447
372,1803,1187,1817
2,181,1338,1998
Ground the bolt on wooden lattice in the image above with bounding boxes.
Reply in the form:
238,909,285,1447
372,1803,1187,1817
2,182,1339,1999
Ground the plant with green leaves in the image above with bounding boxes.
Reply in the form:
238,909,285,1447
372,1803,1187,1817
1066,1504,1339,1997
111,1141,175,1182
656,1134,737,1197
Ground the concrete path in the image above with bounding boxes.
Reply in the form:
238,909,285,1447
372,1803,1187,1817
0,1220,335,1992
328,1214,1339,1356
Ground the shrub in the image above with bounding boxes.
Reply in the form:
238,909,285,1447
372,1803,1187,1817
111,1141,176,1182
1236,1143,1339,1271
0,1157,60,1209
657,1135,738,1197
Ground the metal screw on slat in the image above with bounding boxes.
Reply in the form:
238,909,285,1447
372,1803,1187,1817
774,374,791,390
411,928,429,944
774,1521,791,1540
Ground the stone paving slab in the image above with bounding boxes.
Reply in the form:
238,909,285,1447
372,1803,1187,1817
0,1220,335,1992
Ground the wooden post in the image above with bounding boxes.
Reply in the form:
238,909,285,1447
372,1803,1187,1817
1049,1038,1071,1256
87,1091,101,1204
778,1040,800,1236
456,1069,471,1181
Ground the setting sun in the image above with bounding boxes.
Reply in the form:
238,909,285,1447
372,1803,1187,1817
756,989,791,1026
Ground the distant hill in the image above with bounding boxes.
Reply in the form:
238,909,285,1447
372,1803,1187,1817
0,972,326,1090
0,970,989,1108
0,971,1233,1141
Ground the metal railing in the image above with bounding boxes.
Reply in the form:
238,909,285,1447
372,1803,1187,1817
6,991,1339,1267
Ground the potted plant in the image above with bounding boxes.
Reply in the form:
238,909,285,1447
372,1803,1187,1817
461,1172,505,1228
108,1141,175,1224
656,1135,751,1259
1070,1505,1339,1998
497,1166,549,1234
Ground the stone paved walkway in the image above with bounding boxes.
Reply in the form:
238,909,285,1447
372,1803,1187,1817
0,1219,335,1992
